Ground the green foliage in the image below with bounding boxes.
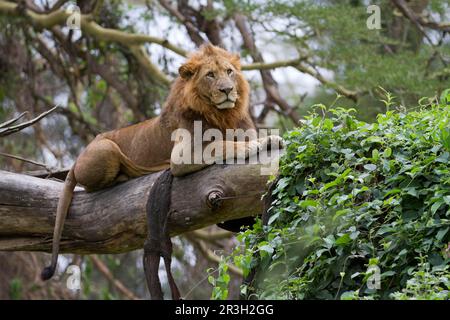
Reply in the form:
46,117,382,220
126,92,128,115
390,259,449,300
9,278,22,300
82,257,93,297
212,93,450,300
224,0,449,111
208,259,231,300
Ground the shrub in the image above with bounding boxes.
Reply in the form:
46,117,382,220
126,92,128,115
389,260,449,300
212,92,450,300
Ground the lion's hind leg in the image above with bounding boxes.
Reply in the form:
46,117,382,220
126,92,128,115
100,139,170,178
75,138,170,192
74,139,123,192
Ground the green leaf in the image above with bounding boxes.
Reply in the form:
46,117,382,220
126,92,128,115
268,212,280,225
300,200,318,208
436,227,449,241
364,164,377,171
431,201,444,214
384,188,401,197
435,152,449,163
381,271,396,277
340,291,358,300
259,244,274,257
372,149,379,161
335,234,352,246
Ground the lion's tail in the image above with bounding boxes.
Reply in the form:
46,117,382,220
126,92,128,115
41,166,77,281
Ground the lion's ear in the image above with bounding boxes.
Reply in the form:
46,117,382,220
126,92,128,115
230,53,241,70
179,63,195,79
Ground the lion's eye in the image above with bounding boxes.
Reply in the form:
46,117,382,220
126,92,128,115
206,71,215,78
227,69,233,75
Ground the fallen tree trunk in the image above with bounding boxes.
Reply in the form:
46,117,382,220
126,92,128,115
0,158,277,254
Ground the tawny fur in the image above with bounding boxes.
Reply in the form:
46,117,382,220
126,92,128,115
42,44,279,280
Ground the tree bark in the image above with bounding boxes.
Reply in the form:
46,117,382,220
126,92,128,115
0,158,278,254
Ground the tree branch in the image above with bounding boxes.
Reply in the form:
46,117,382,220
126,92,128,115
128,45,171,86
0,0,187,56
0,112,27,129
157,0,205,46
233,13,301,124
90,255,139,300
0,155,278,253
0,106,59,137
391,0,450,33
0,152,54,172
390,0,433,44
0,0,180,86
294,64,358,101
241,58,308,71
186,234,243,277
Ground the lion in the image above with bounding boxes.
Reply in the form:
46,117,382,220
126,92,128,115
41,44,282,280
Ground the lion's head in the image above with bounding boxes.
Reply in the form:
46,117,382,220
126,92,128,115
177,44,250,129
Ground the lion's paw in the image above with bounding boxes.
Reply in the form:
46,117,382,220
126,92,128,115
246,140,260,157
257,135,284,152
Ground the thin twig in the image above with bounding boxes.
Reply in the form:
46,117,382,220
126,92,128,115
0,105,59,137
90,255,140,300
390,0,448,67
186,234,243,277
0,152,52,172
0,112,28,129
234,13,301,124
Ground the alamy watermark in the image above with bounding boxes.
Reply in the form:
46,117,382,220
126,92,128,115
366,264,381,290
170,121,282,176
66,265,81,290
66,5,81,30
367,5,381,30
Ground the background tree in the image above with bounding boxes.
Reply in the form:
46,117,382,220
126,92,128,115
0,0,448,299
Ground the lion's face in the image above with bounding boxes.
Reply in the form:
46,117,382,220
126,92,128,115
179,45,245,111
195,60,239,109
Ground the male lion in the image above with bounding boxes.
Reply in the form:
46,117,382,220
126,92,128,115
41,44,282,280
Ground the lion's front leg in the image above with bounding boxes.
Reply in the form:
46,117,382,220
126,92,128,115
170,138,209,176
170,136,283,177
236,135,284,160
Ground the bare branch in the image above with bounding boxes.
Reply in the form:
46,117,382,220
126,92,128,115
34,95,99,138
0,112,27,129
25,167,70,180
0,105,59,137
186,234,243,277
0,0,182,86
0,0,187,56
294,64,358,101
391,0,450,33
157,0,205,46
390,0,433,44
129,45,171,86
0,152,53,172
242,58,307,71
233,13,301,124
90,255,140,300
0,153,278,253
390,0,448,67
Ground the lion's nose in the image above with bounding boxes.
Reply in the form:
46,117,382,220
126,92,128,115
219,87,233,95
